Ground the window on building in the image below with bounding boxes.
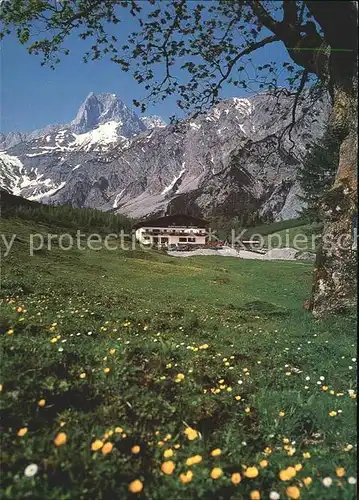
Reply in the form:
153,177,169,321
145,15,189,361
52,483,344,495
188,238,196,242
179,237,187,242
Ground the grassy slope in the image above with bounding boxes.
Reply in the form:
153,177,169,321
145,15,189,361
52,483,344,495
0,216,356,500
262,225,318,252
230,218,322,252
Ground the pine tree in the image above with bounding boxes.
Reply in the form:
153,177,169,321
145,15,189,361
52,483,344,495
297,128,339,222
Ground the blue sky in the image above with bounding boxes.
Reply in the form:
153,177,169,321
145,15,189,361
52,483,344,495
1,9,292,134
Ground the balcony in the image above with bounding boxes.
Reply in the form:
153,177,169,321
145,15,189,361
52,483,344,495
142,230,206,237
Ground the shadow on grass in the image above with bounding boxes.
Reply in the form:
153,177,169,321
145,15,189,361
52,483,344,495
237,300,288,318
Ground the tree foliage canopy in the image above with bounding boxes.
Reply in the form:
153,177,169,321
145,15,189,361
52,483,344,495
297,127,340,221
1,1,357,114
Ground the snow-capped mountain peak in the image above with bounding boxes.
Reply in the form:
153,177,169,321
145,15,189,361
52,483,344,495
70,92,147,136
0,92,164,150
70,121,129,152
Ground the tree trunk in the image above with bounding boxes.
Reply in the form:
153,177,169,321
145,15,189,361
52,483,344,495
311,79,357,317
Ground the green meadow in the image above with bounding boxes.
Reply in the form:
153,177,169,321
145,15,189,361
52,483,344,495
0,215,356,500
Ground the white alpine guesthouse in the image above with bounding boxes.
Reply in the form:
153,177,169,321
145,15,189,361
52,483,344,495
135,214,208,247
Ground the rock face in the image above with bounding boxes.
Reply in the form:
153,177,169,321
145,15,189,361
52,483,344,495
0,91,330,220
139,115,167,129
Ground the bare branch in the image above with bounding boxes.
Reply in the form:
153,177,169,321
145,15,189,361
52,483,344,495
208,34,279,103
282,68,309,153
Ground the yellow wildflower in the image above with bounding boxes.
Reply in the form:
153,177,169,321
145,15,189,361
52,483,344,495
184,427,199,441
102,442,113,455
131,445,141,454
250,490,261,500
210,448,221,457
286,486,301,499
186,455,202,466
303,452,311,459
210,467,223,479
259,460,268,468
279,467,296,481
336,467,345,478
128,479,143,493
104,367,111,374
163,449,173,458
303,477,312,486
161,461,176,475
54,432,67,446
91,439,104,451
38,399,46,407
179,470,193,484
231,472,242,484
295,464,303,471
245,467,259,478
17,427,28,437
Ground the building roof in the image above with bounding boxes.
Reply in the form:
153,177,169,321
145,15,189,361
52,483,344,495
134,214,209,229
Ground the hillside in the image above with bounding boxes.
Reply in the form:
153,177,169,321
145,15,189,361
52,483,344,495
0,207,356,499
0,189,133,233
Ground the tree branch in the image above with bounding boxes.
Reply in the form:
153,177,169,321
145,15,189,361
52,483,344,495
279,68,309,153
305,1,357,51
282,0,298,26
210,34,279,101
251,0,326,78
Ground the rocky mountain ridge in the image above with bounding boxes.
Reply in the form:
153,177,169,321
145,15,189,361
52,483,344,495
0,90,330,221
0,93,165,150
